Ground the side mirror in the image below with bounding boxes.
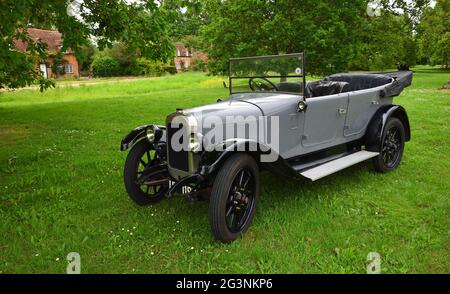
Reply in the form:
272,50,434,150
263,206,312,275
298,100,308,112
223,81,228,89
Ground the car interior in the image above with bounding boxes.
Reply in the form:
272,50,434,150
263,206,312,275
275,73,393,98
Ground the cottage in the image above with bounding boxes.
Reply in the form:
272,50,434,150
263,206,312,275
174,43,207,72
14,28,79,78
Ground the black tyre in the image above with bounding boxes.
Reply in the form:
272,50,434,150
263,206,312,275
124,140,168,206
372,117,405,173
209,153,260,243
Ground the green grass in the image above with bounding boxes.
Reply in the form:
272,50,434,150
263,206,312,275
0,70,449,274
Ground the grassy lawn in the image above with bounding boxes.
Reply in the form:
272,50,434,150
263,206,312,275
0,70,449,274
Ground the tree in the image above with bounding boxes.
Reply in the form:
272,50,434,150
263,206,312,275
104,42,140,75
200,0,435,74
351,11,417,71
381,0,432,29
0,0,174,91
377,0,433,70
181,35,201,51
76,43,96,73
163,0,207,40
200,0,370,75
417,0,450,67
92,56,120,77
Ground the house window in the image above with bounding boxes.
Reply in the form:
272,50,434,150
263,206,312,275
39,64,48,79
65,63,73,74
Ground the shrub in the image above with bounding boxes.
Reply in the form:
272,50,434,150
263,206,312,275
126,59,143,76
92,56,120,77
163,65,177,75
189,56,207,72
134,58,175,76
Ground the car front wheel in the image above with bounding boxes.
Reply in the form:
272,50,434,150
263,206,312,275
372,117,406,173
124,139,168,206
209,153,260,243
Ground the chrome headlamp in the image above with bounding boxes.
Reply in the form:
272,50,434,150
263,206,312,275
189,132,203,153
146,125,163,143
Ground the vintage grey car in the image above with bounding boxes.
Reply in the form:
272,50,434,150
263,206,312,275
120,53,412,243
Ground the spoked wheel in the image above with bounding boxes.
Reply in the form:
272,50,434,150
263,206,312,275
225,169,256,233
372,117,405,173
209,154,260,243
124,140,169,206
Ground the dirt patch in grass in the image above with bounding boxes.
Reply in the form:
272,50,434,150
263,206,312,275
0,199,14,208
440,81,450,90
0,124,30,146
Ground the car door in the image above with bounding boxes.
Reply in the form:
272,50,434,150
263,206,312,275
243,94,306,159
277,96,305,159
344,88,382,138
301,93,349,151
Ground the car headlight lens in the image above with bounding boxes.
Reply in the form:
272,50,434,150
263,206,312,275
146,125,163,143
189,132,202,153
146,127,155,142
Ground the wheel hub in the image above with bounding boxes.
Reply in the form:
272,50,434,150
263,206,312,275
382,127,402,166
224,168,256,234
231,191,249,213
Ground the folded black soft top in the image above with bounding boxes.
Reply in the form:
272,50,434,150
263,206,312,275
325,71,413,97
377,71,413,97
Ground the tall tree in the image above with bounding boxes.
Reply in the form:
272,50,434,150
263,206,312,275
76,43,96,73
378,0,432,69
417,0,450,67
0,0,174,91
381,0,432,29
200,0,434,74
163,0,207,40
201,0,370,75
351,10,417,71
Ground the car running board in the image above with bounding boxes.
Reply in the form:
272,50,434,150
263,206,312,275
300,151,379,181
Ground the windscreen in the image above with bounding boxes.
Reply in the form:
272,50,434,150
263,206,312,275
229,53,305,95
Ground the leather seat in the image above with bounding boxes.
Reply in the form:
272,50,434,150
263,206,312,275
305,81,350,98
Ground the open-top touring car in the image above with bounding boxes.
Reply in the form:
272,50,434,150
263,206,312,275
121,53,412,243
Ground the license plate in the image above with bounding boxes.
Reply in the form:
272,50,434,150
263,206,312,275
168,181,193,195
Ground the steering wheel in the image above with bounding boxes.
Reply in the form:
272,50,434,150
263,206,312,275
249,77,279,92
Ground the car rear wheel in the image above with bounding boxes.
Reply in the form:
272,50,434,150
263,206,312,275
209,154,260,243
372,117,405,173
124,140,168,206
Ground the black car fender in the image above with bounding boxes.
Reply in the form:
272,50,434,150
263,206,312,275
365,105,411,151
120,125,166,151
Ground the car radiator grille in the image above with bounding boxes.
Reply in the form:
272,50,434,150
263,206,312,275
167,122,189,172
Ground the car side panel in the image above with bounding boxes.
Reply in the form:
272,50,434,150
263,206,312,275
344,85,393,137
294,86,394,157
301,93,349,151
272,97,305,159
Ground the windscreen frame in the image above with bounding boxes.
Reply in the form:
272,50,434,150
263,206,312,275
228,53,306,98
